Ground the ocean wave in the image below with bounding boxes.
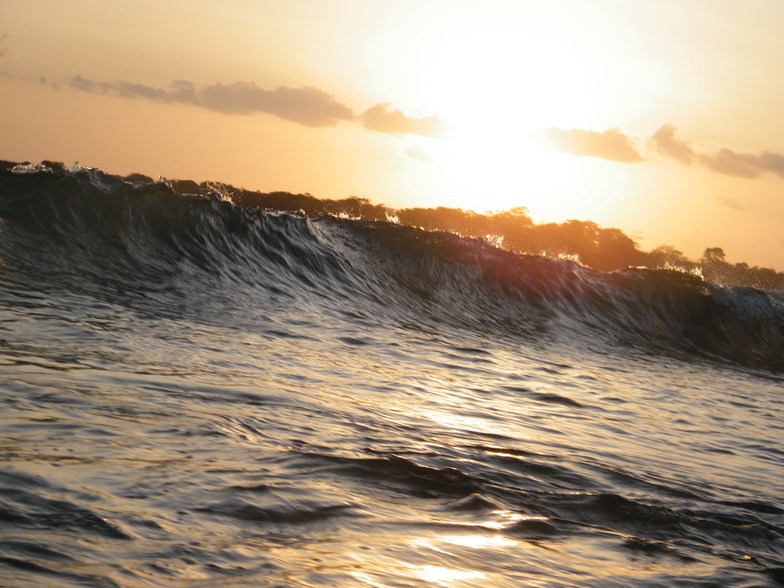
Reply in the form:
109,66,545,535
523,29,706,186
2,166,783,373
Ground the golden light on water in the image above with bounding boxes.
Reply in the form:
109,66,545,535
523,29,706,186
414,534,517,550
411,564,486,585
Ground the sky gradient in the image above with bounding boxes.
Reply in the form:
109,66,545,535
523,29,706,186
2,0,783,269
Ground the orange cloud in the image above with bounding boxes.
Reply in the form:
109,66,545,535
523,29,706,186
700,149,784,179
537,127,644,162
68,75,447,138
649,124,695,165
360,104,449,138
650,125,784,179
69,76,354,128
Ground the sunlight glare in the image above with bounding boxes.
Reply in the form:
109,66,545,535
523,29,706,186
400,13,612,215
440,534,517,549
413,565,486,585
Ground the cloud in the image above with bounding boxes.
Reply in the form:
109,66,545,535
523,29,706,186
67,76,447,137
361,103,450,138
69,74,107,93
649,124,695,165
0,33,9,57
536,123,784,181
650,125,784,179
700,149,762,179
700,149,784,179
199,83,355,126
537,127,644,162
114,79,198,105
69,76,355,128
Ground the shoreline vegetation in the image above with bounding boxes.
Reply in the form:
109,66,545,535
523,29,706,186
4,159,783,290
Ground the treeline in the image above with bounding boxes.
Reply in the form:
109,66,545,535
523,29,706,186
159,178,782,290
2,160,782,289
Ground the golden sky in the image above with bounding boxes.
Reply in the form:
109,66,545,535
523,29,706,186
2,0,783,269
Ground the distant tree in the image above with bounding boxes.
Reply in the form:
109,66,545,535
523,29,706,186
591,228,645,271
530,222,566,257
702,247,726,263
561,219,601,261
647,245,690,268
484,207,534,250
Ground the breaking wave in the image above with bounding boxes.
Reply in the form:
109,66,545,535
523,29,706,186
2,166,782,373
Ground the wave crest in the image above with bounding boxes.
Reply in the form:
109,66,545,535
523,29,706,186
2,167,782,372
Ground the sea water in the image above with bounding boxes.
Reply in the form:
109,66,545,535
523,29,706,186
1,168,783,587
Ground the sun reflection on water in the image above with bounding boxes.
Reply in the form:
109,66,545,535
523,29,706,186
418,534,517,550
412,564,486,585
487,510,548,530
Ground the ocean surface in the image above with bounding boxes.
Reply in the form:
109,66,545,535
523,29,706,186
1,166,783,587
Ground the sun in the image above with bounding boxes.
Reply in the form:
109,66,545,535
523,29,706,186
426,125,567,215
387,5,626,218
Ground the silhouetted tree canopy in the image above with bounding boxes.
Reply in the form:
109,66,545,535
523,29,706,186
702,247,726,263
3,160,782,290
132,174,784,290
212,183,781,288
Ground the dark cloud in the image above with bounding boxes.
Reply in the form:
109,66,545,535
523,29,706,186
200,83,355,126
700,149,762,179
361,103,450,138
113,79,197,105
69,74,107,93
36,75,58,90
651,125,784,179
700,149,784,179
69,76,355,128
649,124,695,165
537,127,644,162
0,33,8,57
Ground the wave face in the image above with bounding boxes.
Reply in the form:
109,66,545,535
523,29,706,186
2,168,782,372
1,167,783,587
